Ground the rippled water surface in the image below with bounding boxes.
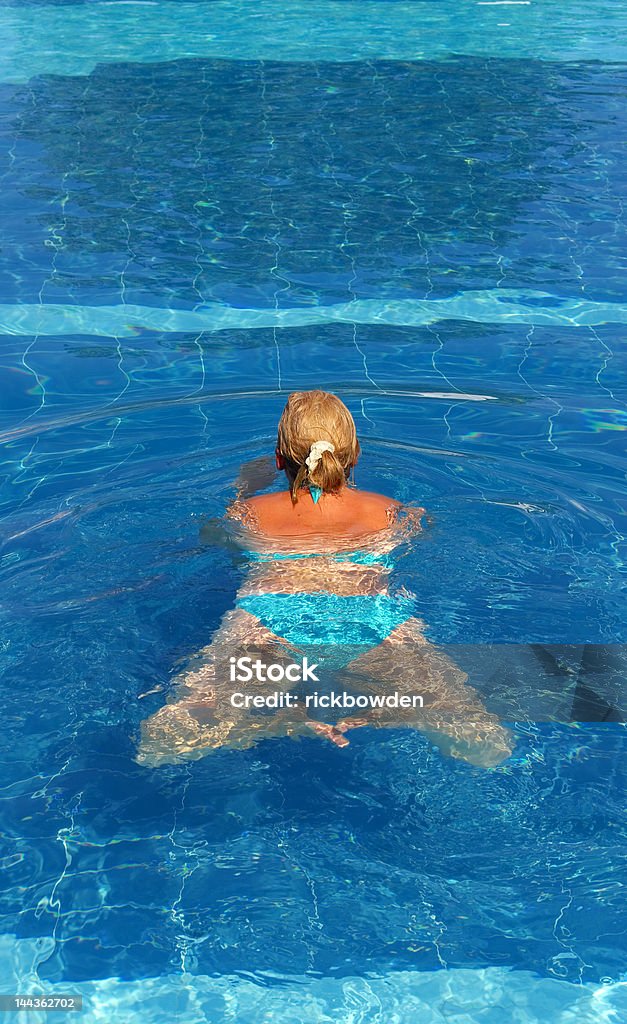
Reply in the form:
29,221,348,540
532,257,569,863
0,2,626,1021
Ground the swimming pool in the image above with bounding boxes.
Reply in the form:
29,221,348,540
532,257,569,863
0,1,626,1021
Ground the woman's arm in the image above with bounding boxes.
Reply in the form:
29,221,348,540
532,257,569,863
199,456,273,548
234,455,277,499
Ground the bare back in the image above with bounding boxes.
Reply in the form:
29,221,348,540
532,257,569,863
241,487,400,541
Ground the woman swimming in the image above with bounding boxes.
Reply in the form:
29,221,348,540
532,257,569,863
137,390,513,768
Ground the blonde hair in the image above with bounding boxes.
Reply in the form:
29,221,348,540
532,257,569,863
277,391,360,504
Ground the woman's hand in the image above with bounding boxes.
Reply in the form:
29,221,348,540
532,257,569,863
304,716,370,747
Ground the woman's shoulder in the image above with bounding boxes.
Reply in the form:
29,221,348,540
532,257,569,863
245,492,290,509
355,490,401,510
345,490,402,528
346,492,427,533
242,492,293,519
225,491,292,531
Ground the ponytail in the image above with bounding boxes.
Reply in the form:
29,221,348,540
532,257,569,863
307,446,346,494
289,441,347,504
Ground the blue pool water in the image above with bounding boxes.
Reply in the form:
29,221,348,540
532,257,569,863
0,1,626,1021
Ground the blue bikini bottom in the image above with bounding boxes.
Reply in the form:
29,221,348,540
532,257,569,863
237,592,414,659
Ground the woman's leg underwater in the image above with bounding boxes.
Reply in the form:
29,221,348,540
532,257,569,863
136,608,318,766
338,617,513,768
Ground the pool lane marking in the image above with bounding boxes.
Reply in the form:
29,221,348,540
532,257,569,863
0,290,626,337
0,0,625,84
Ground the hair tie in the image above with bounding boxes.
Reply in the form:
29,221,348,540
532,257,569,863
305,440,335,473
